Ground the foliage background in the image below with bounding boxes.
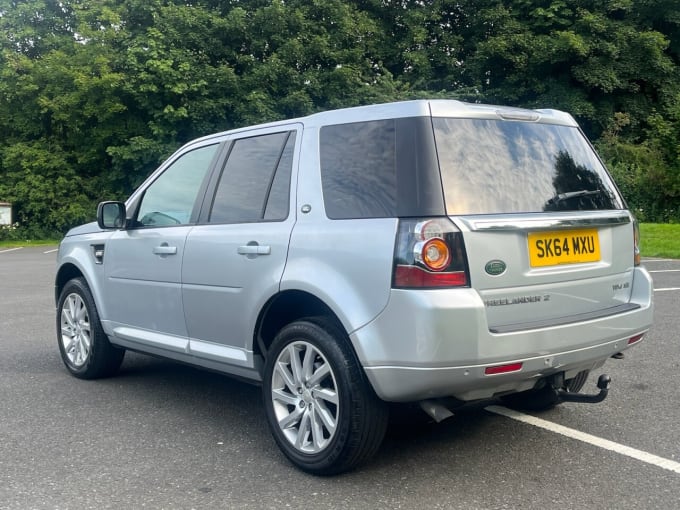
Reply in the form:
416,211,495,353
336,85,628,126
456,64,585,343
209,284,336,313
0,0,679,238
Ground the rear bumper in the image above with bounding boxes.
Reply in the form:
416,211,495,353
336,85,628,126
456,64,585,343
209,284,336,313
351,267,653,402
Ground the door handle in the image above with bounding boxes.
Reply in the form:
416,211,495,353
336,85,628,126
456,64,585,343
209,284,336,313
153,244,177,255
237,244,271,256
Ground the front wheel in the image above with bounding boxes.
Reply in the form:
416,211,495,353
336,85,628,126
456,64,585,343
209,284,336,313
56,277,125,379
262,318,388,475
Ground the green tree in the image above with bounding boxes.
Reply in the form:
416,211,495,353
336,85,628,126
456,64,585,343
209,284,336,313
1,0,679,234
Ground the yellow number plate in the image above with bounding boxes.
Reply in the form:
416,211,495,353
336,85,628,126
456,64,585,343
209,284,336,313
528,229,600,267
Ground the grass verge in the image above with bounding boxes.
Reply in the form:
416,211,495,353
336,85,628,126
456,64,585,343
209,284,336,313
0,239,60,249
640,223,680,259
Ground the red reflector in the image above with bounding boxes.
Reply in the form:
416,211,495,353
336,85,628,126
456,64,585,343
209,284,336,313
485,363,523,375
628,333,644,345
393,265,467,288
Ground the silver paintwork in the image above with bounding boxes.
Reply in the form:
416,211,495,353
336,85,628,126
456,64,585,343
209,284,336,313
271,341,339,453
181,218,292,362
103,226,192,344
181,124,302,367
56,99,654,406
352,266,653,401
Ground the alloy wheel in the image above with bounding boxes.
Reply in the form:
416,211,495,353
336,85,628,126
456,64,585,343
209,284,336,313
270,340,339,453
60,292,91,367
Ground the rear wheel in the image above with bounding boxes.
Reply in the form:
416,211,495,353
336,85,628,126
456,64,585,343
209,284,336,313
565,370,589,393
57,278,124,379
262,318,388,475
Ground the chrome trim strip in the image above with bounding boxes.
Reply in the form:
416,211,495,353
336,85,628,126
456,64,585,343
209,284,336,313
458,211,631,232
489,303,641,334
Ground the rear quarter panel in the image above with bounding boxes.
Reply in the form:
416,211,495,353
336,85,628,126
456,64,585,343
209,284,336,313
282,124,397,333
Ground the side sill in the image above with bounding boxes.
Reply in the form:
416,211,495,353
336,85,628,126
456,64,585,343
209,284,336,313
112,326,188,353
489,302,641,334
110,336,262,383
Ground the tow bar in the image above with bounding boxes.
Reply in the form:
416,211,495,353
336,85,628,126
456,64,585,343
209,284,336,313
557,374,611,404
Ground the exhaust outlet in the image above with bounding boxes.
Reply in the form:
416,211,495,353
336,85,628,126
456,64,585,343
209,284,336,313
419,399,455,423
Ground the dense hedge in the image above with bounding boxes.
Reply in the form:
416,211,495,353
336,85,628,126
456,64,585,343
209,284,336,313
1,0,678,239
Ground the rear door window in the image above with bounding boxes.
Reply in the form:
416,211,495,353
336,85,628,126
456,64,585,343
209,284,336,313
433,118,623,215
209,131,295,223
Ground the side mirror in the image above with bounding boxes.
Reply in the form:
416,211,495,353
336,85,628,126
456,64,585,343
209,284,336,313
97,201,127,229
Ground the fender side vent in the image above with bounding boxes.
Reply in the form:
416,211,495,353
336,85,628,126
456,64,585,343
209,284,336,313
92,244,105,264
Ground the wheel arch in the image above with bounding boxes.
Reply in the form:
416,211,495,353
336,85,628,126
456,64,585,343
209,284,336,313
55,263,85,305
253,290,349,368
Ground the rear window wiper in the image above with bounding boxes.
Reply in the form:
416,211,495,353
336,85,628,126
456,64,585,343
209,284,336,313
547,189,601,205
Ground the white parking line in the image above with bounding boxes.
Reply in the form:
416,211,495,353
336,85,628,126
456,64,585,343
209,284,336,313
43,248,58,254
486,405,680,474
655,288,680,292
0,247,23,253
649,269,680,273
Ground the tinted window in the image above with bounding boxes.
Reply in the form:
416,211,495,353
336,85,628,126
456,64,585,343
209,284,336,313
433,118,623,215
320,118,443,219
320,120,396,219
265,132,296,220
137,144,218,227
210,131,293,223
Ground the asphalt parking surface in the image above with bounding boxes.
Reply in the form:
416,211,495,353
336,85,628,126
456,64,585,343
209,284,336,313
1,247,679,509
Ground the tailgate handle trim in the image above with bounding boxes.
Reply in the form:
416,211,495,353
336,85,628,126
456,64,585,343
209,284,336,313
463,213,630,232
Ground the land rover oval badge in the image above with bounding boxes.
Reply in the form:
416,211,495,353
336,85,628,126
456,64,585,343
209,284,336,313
485,260,507,276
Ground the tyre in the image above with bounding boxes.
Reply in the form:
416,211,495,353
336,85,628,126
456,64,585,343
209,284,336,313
500,371,590,412
262,318,388,475
56,277,125,379
565,370,589,393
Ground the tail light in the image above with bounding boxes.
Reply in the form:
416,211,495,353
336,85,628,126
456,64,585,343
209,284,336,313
633,219,641,266
392,218,469,288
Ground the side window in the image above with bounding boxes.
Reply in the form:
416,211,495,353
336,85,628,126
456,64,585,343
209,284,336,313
265,132,296,220
210,131,294,223
137,144,218,227
320,120,397,219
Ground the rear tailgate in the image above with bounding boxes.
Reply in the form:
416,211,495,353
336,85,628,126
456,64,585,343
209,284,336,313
455,211,636,332
429,103,639,334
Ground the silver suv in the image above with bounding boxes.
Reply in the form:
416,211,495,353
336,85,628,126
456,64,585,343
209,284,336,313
55,100,653,474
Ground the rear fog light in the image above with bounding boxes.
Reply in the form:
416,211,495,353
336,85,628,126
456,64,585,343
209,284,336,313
485,363,523,375
628,333,644,345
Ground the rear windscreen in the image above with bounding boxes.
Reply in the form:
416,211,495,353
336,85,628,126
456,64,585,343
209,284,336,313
433,118,624,215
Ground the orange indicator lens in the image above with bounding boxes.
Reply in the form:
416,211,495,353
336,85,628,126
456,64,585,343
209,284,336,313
421,238,450,271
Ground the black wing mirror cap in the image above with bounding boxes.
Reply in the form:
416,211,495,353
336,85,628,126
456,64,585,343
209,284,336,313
97,201,127,230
